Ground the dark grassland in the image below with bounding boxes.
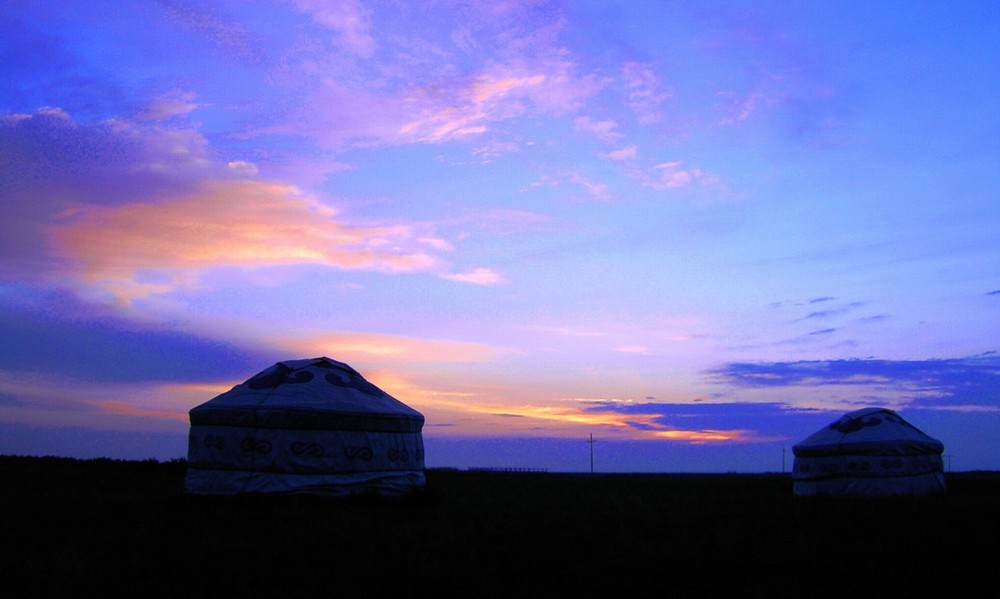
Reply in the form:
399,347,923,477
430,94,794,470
2,456,998,598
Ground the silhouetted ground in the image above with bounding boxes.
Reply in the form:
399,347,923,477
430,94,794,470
2,456,998,597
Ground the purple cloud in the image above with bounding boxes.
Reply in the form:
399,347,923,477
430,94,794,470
707,354,1000,409
0,289,278,383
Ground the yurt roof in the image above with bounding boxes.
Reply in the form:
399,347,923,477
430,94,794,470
189,357,423,432
792,407,944,458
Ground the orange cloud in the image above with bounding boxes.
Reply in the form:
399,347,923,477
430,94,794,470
359,369,754,443
88,400,189,423
290,331,502,365
649,429,744,442
49,180,445,301
0,371,213,432
88,380,237,424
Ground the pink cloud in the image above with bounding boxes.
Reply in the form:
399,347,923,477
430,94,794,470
647,161,720,190
400,74,545,143
394,56,604,146
442,267,507,286
604,145,637,161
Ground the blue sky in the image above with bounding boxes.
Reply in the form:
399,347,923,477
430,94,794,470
2,1,999,472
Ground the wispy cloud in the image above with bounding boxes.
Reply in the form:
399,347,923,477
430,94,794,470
857,314,889,324
604,145,637,161
475,208,556,234
574,116,621,142
614,345,650,355
472,140,521,161
395,57,605,146
159,1,264,64
646,161,720,190
202,3,607,153
138,89,201,121
524,171,611,202
569,172,611,201
294,0,376,58
807,328,837,336
622,61,670,124
794,301,867,322
400,74,545,143
716,90,769,125
442,267,507,286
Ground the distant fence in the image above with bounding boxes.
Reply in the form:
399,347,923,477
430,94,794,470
467,467,548,473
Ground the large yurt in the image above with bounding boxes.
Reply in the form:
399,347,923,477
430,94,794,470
792,407,946,497
184,357,425,496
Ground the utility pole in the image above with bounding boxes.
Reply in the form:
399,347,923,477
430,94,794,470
588,433,596,474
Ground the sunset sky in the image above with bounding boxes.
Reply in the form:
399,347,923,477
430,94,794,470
2,1,999,472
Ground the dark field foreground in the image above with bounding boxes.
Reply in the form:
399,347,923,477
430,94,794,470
2,456,999,597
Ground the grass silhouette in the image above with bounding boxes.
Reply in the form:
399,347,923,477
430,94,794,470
2,456,997,597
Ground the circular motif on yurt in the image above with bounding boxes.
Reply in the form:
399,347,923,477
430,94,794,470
325,371,382,396
203,435,225,450
247,367,315,389
291,442,324,457
240,436,272,454
344,446,374,460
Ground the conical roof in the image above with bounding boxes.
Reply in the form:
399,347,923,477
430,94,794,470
792,407,943,458
189,356,423,433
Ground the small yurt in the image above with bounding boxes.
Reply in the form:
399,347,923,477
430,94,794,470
185,357,425,496
792,407,945,497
